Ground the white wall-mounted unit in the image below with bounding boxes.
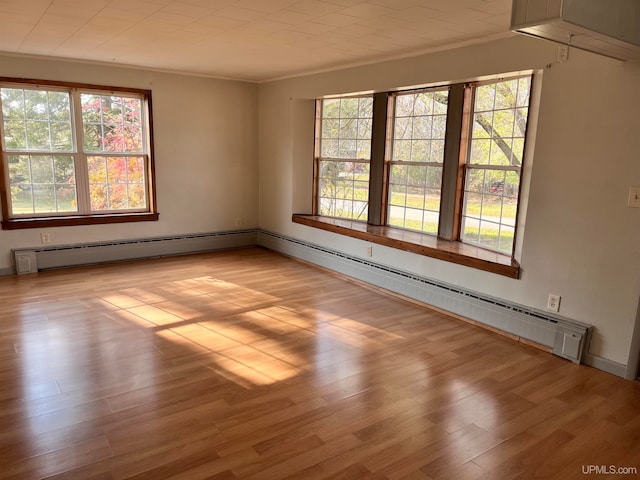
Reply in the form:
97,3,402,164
511,0,640,61
12,230,258,273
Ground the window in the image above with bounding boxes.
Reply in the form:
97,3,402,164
316,96,373,221
461,76,531,253
0,78,157,229
304,73,535,275
388,88,448,234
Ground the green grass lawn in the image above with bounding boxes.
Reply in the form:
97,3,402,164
11,197,76,214
389,192,516,218
388,192,515,252
461,225,513,253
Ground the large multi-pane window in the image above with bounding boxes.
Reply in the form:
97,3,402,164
313,74,534,256
0,79,155,229
316,96,373,221
388,88,448,234
461,77,531,253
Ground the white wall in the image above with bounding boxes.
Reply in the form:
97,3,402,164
258,35,640,367
0,55,259,273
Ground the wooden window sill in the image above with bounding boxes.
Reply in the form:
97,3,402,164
2,212,159,230
292,214,520,278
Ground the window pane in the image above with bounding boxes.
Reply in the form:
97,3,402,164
320,139,338,158
128,184,146,209
26,121,50,150
51,121,73,150
339,139,356,158
339,117,357,139
392,139,411,161
411,140,430,162
433,92,448,114
499,225,515,254
322,119,339,139
412,116,432,140
489,140,511,166
319,96,372,161
33,185,55,213
128,157,145,183
87,155,147,212
477,220,501,251
48,92,71,122
1,88,25,119
1,87,72,152
318,159,368,221
430,140,445,162
81,94,144,154
395,94,414,117
461,215,481,242
469,78,530,167
462,165,520,253
474,84,495,112
407,165,425,186
393,90,448,163
413,92,432,115
7,154,77,215
462,76,531,253
108,157,127,183
25,90,49,120
7,155,32,214
124,98,143,151
322,99,340,118
394,117,412,140
388,161,441,235
356,139,371,160
3,120,27,149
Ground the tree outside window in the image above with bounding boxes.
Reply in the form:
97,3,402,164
0,79,156,229
313,74,534,256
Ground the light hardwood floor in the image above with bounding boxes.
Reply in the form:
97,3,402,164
0,247,638,480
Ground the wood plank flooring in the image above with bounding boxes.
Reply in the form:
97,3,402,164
0,247,638,479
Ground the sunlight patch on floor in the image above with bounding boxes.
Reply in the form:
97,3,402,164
103,276,409,388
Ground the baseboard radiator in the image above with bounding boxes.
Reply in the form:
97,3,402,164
258,230,592,364
13,229,258,273
11,228,592,364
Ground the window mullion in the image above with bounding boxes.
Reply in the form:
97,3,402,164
367,92,388,226
71,89,90,214
438,83,467,241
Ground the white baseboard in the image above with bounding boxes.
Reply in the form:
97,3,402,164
583,354,627,378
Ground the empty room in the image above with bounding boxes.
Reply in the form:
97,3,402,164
0,0,639,479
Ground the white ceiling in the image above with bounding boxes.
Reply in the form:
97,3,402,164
0,0,515,82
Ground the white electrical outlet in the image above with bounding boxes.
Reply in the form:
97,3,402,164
547,294,561,313
557,45,569,63
628,186,640,208
40,232,51,244
366,246,373,257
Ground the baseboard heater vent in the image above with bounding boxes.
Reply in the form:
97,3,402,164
258,230,592,363
13,229,259,273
